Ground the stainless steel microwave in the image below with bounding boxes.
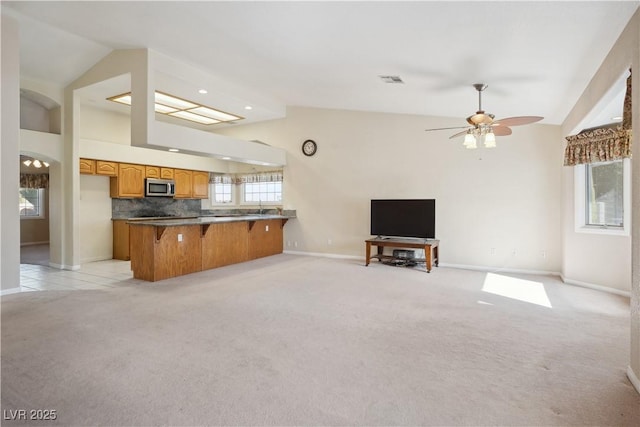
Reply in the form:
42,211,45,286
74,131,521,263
145,178,175,197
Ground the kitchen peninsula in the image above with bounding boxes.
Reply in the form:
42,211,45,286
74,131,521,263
128,215,290,282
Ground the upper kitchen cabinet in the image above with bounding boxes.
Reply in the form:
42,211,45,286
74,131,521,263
96,160,118,176
145,166,161,179
192,171,209,199
110,163,145,198
160,168,174,179
174,169,193,198
79,158,96,174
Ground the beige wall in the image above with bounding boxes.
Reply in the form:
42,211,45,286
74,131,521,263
20,189,50,245
217,106,563,272
79,175,112,263
80,104,131,145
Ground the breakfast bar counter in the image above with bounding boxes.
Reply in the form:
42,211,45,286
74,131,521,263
128,215,291,282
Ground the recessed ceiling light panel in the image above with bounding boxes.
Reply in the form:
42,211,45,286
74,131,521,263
169,110,220,125
107,91,244,125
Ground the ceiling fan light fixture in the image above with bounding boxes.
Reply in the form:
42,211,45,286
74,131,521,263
484,132,497,148
464,132,477,149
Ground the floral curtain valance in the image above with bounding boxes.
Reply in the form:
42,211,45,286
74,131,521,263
563,126,631,166
564,69,632,166
209,170,284,184
234,170,283,184
209,173,234,184
20,173,49,189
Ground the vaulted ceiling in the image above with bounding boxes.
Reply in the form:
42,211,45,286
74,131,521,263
4,1,639,130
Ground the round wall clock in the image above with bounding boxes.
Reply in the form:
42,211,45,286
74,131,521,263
302,139,317,156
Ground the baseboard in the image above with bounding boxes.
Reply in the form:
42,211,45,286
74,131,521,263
439,262,561,277
1,287,22,296
48,262,81,271
20,241,49,247
80,256,112,264
560,275,631,298
628,366,640,395
283,250,363,261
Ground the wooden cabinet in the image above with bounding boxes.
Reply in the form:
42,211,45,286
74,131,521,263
145,166,160,178
79,158,95,174
160,168,174,179
129,224,202,282
192,171,209,199
110,163,145,198
248,219,284,260
174,169,193,198
112,220,130,260
201,222,249,269
96,160,118,176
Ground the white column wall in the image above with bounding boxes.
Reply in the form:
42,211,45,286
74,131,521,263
1,14,21,293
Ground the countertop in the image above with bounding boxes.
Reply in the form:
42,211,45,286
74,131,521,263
126,214,292,227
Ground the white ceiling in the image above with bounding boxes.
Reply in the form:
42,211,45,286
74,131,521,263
4,1,639,130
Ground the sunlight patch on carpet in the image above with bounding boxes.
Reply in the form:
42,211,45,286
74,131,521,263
481,273,552,308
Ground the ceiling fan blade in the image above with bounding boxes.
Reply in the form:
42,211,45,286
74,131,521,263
491,125,513,136
449,129,470,139
493,116,543,127
425,126,469,132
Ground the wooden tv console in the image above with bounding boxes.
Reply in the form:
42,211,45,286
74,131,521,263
365,237,439,273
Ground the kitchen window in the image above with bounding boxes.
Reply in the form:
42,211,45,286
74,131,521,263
242,181,282,204
210,183,234,205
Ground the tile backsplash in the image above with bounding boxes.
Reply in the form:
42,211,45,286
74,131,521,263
112,198,201,219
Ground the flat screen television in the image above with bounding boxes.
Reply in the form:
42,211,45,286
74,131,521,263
370,199,435,239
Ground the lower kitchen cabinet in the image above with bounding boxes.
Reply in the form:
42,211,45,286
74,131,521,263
112,220,130,260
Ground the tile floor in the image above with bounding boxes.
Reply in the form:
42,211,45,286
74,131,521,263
19,260,144,292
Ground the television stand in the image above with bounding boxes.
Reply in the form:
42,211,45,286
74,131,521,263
365,237,439,273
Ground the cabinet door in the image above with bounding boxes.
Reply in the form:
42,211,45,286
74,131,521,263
96,160,118,176
112,220,130,260
174,169,193,198
192,171,209,199
115,163,145,198
145,166,161,178
79,158,95,174
160,168,174,179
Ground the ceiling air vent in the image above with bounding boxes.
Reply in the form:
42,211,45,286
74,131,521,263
379,75,404,84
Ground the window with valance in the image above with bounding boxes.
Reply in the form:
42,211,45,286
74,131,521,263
564,70,632,166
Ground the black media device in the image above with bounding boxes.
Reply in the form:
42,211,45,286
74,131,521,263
370,199,435,239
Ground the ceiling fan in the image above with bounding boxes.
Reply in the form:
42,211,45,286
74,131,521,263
425,84,543,149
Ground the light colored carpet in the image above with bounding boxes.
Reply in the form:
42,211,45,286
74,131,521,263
2,254,639,426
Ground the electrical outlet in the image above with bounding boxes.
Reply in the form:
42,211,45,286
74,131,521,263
512,249,517,256
178,234,183,242
541,250,547,259
490,247,496,255
294,241,298,247
327,238,332,245
287,241,291,247
265,225,269,232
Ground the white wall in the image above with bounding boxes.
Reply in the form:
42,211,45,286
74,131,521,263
217,106,563,272
80,104,131,145
79,175,112,263
1,14,21,292
20,96,50,132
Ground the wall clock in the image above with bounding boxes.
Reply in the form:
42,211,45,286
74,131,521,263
302,139,317,157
